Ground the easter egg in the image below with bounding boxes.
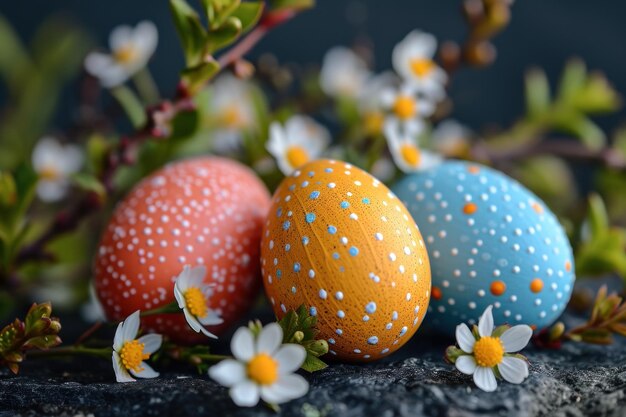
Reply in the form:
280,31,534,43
392,161,575,334
94,157,271,342
261,159,431,362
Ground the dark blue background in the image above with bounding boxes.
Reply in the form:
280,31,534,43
2,0,625,131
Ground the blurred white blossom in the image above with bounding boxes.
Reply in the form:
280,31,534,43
210,74,257,153
385,124,442,173
85,21,158,88
432,119,473,157
392,30,447,100
357,71,397,136
32,137,83,202
380,84,434,136
320,46,371,98
266,115,330,175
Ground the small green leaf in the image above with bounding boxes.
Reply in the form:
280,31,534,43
205,16,242,53
0,172,17,206
269,0,314,11
301,353,327,372
169,109,200,141
170,0,209,66
525,68,550,119
71,173,106,201
181,58,221,95
588,193,609,238
232,2,265,33
557,58,587,103
203,0,241,30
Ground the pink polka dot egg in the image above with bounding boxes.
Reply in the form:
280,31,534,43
261,159,431,362
94,157,271,343
392,161,575,334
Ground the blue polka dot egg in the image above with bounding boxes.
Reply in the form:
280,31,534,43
392,160,574,334
261,159,431,362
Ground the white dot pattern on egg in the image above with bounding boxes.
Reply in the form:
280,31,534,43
261,159,431,362
94,157,270,343
392,161,575,333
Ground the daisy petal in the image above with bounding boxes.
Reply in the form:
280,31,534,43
113,322,124,351
500,325,533,353
112,352,135,383
209,359,247,387
231,326,255,361
122,310,141,342
455,355,477,375
131,361,159,379
199,310,224,326
261,374,309,404
256,322,283,355
455,323,476,353
184,310,204,334
174,285,186,309
199,325,218,339
230,380,260,407
478,305,494,337
274,344,306,375
473,366,497,392
137,333,162,354
498,356,529,384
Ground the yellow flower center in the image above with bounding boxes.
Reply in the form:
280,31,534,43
286,146,310,168
410,58,435,78
119,340,149,373
473,336,504,368
184,287,208,318
247,353,279,385
363,111,384,136
400,144,421,167
220,105,243,128
38,165,60,180
392,95,416,120
114,45,138,64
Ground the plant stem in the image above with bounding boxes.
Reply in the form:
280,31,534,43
28,345,111,360
133,68,160,105
218,25,267,68
110,86,147,129
140,301,181,317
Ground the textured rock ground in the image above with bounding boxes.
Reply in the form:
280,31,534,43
1,312,625,417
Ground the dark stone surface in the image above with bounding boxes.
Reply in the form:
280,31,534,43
1,311,626,417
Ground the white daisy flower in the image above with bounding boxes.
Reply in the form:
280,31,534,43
392,30,447,99
384,124,442,173
320,46,371,98
85,21,158,88
357,71,397,136
380,84,435,136
173,265,223,339
432,119,472,157
454,305,532,392
266,115,330,175
209,323,309,407
112,310,162,383
209,74,258,153
31,137,83,202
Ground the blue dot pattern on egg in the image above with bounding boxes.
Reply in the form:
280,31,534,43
392,161,575,333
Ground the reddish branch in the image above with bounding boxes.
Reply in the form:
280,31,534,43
13,9,297,269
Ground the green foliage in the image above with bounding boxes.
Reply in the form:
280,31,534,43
0,302,62,374
268,0,314,11
567,286,626,344
170,0,266,93
278,305,328,372
575,194,626,280
0,15,91,170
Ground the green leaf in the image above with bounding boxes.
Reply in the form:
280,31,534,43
169,109,201,141
525,68,550,119
0,14,31,89
169,0,209,66
564,116,606,150
203,0,241,30
232,2,265,33
587,193,609,238
269,0,314,11
181,58,221,95
0,172,17,207
205,16,242,53
109,85,147,128
71,173,106,201
558,59,587,103
301,353,327,372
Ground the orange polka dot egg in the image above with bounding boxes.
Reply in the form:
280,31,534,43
392,161,575,333
94,157,270,343
261,159,431,362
